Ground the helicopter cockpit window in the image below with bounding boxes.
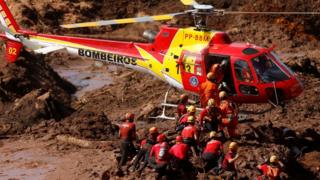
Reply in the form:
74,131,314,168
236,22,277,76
234,60,254,83
182,54,202,76
251,54,289,83
270,51,294,76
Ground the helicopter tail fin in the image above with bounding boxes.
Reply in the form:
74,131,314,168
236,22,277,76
0,0,23,63
0,0,20,33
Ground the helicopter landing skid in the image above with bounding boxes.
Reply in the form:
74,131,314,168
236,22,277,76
238,113,248,122
149,88,249,122
149,88,176,120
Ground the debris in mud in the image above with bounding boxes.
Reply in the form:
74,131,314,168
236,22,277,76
0,51,76,135
56,135,115,150
1,0,320,179
55,111,118,140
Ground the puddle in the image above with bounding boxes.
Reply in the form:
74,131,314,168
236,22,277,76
0,149,58,180
55,64,113,97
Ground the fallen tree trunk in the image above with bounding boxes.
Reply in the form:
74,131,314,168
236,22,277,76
56,135,92,148
56,135,114,149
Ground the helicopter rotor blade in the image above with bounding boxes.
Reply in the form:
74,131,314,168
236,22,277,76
61,12,186,29
180,0,199,6
222,11,320,15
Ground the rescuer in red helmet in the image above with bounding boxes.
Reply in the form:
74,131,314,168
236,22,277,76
131,127,159,172
176,94,189,120
118,113,137,169
149,133,170,179
169,135,195,177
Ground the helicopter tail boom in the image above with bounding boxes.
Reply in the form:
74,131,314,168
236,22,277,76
0,0,20,33
0,0,24,63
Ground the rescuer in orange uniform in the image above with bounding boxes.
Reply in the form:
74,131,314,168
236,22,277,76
198,99,221,132
210,62,226,84
176,94,189,120
199,72,219,108
181,116,199,156
219,91,238,138
257,155,284,180
202,131,223,173
176,105,197,132
149,133,170,179
242,67,253,83
131,127,159,172
118,113,137,168
221,142,239,180
169,136,194,175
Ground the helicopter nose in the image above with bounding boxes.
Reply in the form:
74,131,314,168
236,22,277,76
289,78,304,98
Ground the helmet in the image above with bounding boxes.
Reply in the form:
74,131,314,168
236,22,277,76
209,131,217,138
149,127,158,134
187,116,195,123
269,155,279,164
207,72,215,81
219,91,227,99
176,135,183,142
157,134,166,142
125,113,135,121
207,99,215,107
229,142,238,151
187,105,196,113
180,94,189,101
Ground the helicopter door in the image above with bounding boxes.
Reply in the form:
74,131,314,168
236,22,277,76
179,52,205,92
232,59,261,101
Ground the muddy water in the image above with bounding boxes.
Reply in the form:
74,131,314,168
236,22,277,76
0,139,58,180
55,63,114,97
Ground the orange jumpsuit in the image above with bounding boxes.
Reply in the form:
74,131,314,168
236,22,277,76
242,68,253,83
219,100,238,138
210,64,224,84
199,80,219,108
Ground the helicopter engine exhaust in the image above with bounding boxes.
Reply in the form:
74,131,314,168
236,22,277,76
143,30,158,42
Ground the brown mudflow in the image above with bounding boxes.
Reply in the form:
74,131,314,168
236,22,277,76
0,0,319,179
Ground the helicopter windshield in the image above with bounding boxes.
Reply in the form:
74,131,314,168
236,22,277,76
251,53,289,83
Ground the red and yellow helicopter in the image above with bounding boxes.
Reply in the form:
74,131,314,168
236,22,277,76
0,0,316,108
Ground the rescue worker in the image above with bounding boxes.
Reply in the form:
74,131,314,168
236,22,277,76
219,91,238,138
221,142,239,180
149,133,170,179
131,127,159,172
118,113,137,168
199,72,219,108
176,94,189,120
257,155,284,180
202,131,223,173
198,98,221,132
210,61,225,84
169,136,194,175
176,105,196,132
242,67,253,83
181,116,199,156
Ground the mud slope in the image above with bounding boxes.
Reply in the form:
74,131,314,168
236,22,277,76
0,51,76,135
0,0,319,179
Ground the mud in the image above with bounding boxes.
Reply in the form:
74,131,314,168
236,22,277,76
0,51,76,135
0,0,320,179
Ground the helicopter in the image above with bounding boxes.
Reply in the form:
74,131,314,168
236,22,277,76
0,0,316,109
